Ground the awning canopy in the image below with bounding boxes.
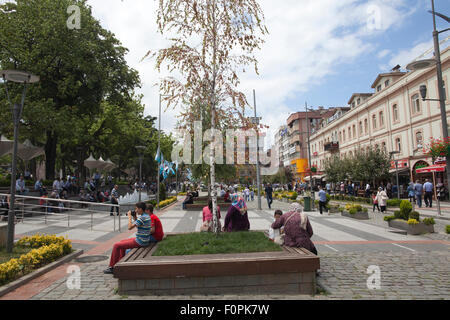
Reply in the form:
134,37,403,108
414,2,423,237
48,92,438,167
416,164,446,173
389,167,410,174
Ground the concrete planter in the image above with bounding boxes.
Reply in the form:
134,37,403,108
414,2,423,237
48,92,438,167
341,210,369,220
114,240,320,296
388,219,434,235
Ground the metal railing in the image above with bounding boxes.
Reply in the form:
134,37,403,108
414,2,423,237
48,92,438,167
0,193,123,232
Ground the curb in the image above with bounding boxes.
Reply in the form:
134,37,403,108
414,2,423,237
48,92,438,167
0,249,84,298
329,201,450,221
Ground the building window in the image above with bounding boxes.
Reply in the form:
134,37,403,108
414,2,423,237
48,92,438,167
357,98,361,105
352,102,355,109
385,80,390,87
377,84,382,92
348,127,351,140
372,115,377,129
359,121,363,135
416,131,423,148
382,142,386,151
392,104,398,122
396,138,402,153
379,111,384,127
343,130,346,142
352,125,356,138
412,94,421,113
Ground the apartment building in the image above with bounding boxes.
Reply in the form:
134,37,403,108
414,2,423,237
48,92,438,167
309,46,450,186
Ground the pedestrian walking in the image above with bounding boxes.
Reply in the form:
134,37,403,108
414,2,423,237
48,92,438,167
110,185,120,216
365,183,371,198
318,186,327,215
423,179,434,208
407,182,415,204
376,187,388,213
414,180,424,208
372,192,380,212
265,184,273,209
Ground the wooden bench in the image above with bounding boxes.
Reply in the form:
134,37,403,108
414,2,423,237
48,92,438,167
113,235,320,296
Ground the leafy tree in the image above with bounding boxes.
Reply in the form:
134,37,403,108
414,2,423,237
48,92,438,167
0,0,140,179
149,0,267,234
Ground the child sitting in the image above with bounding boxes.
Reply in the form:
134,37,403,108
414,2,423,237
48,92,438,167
269,210,284,244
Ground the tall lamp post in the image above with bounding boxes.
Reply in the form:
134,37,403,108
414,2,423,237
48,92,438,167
250,89,262,210
390,151,400,199
305,102,315,210
406,0,450,197
1,70,39,253
135,146,146,202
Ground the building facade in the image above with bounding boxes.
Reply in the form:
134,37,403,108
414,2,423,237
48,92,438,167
309,47,450,188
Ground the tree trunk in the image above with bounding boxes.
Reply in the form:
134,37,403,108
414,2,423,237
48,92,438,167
45,131,57,180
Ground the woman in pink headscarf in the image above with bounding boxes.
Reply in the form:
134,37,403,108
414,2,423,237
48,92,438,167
223,194,250,232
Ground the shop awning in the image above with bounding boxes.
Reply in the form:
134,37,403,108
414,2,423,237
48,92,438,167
416,164,446,173
389,167,410,174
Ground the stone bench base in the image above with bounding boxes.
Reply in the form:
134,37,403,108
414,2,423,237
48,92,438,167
119,272,315,296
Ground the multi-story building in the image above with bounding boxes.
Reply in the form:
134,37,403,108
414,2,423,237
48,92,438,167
274,125,290,168
285,107,350,181
309,46,450,187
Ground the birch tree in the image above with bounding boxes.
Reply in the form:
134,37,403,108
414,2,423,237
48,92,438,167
147,0,267,234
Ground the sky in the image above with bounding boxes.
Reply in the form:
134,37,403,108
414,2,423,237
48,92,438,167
87,0,450,148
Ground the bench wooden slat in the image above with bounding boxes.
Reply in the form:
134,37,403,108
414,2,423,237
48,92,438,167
123,248,140,262
141,243,157,259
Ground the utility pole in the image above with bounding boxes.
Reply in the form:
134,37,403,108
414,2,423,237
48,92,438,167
431,0,450,198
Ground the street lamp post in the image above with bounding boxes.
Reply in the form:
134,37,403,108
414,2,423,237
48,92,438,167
135,146,146,202
1,70,39,253
305,102,315,210
406,0,450,197
390,151,400,200
251,89,262,210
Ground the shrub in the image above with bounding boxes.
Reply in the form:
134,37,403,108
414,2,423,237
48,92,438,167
387,199,402,207
394,210,402,219
338,207,345,213
159,182,167,201
446,225,450,234
423,218,435,226
289,192,298,200
407,219,419,225
409,211,420,222
399,200,412,220
384,215,396,222
349,208,357,215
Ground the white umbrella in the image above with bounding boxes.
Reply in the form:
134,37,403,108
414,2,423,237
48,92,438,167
104,158,117,171
0,135,14,157
96,157,108,171
84,154,98,170
17,139,45,161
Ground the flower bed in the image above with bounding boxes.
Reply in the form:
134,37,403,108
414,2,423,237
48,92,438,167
0,234,72,286
383,200,434,235
341,204,369,220
147,196,178,209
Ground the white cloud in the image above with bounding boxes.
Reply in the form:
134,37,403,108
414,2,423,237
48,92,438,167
86,0,417,143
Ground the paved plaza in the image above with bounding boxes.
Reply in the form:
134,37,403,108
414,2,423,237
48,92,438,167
1,195,449,300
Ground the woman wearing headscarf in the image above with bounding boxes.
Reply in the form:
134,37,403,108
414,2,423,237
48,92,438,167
376,187,389,213
223,194,250,232
271,203,317,255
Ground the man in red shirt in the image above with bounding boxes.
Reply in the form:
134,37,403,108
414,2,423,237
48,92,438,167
145,204,164,241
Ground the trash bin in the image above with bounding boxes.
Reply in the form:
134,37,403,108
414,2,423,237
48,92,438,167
303,196,311,212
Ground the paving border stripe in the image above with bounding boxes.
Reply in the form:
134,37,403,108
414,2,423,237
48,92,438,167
0,249,83,298
314,240,450,245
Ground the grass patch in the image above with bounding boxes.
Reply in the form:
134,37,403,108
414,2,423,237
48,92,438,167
0,246,33,264
153,231,282,256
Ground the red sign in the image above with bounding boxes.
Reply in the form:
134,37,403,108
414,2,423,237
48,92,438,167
390,159,409,170
416,164,446,173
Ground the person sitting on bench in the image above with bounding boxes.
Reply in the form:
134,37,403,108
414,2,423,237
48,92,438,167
182,192,194,209
104,202,155,274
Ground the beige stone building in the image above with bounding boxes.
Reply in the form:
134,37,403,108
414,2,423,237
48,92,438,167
309,47,450,188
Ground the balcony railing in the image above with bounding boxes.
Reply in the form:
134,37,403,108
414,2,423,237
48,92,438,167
324,142,339,152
